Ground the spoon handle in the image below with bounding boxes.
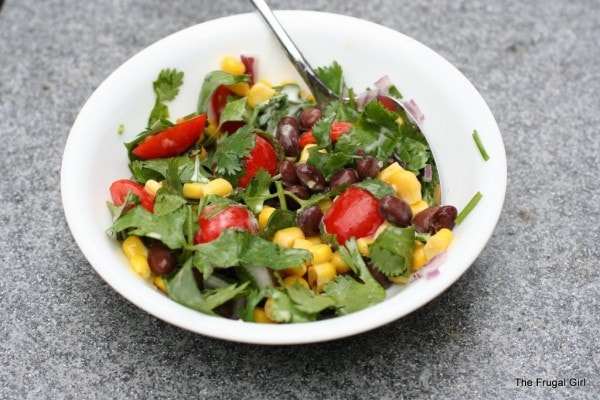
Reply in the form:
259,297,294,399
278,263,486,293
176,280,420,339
249,0,337,104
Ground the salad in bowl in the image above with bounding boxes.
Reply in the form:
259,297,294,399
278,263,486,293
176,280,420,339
61,11,505,343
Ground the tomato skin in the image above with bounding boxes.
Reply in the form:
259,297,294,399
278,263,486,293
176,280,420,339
132,114,207,160
109,179,154,213
297,122,352,148
194,204,258,244
322,187,384,245
237,135,278,188
330,122,352,142
210,85,233,124
377,96,400,113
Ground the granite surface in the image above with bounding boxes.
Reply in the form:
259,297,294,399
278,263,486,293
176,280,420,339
0,0,598,399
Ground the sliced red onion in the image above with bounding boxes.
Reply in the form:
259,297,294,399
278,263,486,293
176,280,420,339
402,99,425,124
246,265,274,289
241,55,255,85
374,75,393,93
423,164,432,182
408,251,447,283
356,89,380,110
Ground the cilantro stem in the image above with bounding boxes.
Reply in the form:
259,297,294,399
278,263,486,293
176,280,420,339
275,181,287,211
455,191,483,224
472,130,490,161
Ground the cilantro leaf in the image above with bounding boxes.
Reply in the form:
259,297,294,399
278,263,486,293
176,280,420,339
109,206,188,249
312,114,334,149
352,178,396,199
323,238,386,315
148,69,184,127
197,71,249,114
212,126,255,181
166,257,248,315
264,287,317,323
315,61,344,95
368,225,415,278
241,168,273,214
395,136,431,172
219,96,248,127
285,282,336,314
306,147,355,180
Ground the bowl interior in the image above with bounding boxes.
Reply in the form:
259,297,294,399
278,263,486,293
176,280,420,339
61,11,506,344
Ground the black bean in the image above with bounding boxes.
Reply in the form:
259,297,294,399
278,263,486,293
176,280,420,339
329,168,359,190
296,164,327,192
279,160,298,185
276,116,300,157
147,242,176,275
430,205,457,233
286,184,311,210
367,262,392,289
378,195,413,228
299,107,322,131
356,156,380,180
296,205,324,237
413,205,440,233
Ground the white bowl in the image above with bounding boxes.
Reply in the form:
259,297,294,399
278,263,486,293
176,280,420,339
61,11,506,344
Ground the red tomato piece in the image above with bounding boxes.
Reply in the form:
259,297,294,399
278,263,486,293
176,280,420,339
132,114,207,160
330,121,353,142
299,131,316,147
322,187,384,245
237,135,278,188
376,96,400,113
194,204,258,244
109,179,154,213
210,85,234,124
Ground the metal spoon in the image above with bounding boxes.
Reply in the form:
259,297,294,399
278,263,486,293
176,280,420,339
249,0,424,128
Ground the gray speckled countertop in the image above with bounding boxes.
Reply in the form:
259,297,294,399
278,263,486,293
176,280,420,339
1,0,598,399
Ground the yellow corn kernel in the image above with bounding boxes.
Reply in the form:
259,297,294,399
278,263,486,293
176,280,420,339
389,170,422,205
282,263,307,278
283,276,310,289
204,119,221,138
309,244,333,265
182,182,205,199
331,252,350,274
258,79,273,87
410,200,429,217
203,178,233,196
153,276,168,293
389,276,409,285
423,228,453,261
317,198,333,214
227,82,250,97
264,297,276,321
246,82,276,108
377,162,404,183
220,55,246,75
144,179,162,197
411,240,427,271
122,236,148,259
198,147,208,161
253,307,275,324
292,238,314,250
258,206,276,229
308,262,337,293
305,236,322,245
273,227,305,248
356,237,375,257
130,254,151,280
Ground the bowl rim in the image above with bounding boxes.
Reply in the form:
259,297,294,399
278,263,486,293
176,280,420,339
61,10,506,345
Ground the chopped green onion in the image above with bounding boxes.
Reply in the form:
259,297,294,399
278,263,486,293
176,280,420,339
117,124,124,135
455,191,483,224
472,130,490,161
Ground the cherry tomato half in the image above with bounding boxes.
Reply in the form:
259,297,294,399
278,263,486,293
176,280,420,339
237,135,278,188
194,204,258,244
109,179,154,213
132,114,207,160
322,187,384,245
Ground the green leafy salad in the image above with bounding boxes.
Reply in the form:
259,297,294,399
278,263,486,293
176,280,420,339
107,54,461,323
